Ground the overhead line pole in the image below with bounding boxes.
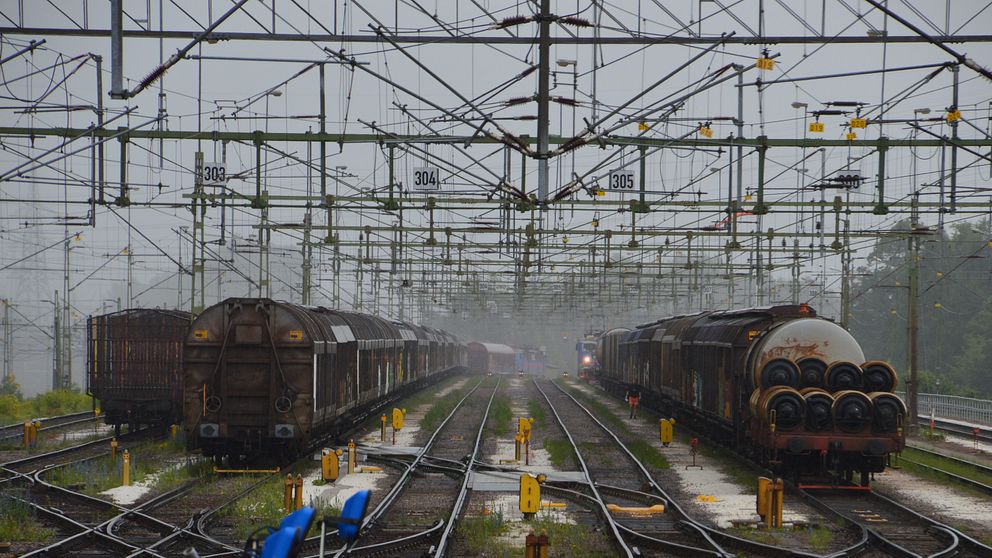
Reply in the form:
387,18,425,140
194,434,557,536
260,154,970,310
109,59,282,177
536,0,551,202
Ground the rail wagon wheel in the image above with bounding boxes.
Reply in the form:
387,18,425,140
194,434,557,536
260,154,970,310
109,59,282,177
861,361,898,393
796,357,827,389
800,388,834,432
832,390,873,433
759,386,805,430
869,392,906,433
757,358,800,389
824,361,862,392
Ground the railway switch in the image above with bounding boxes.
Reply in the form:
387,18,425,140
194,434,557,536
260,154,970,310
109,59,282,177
284,474,294,511
122,450,131,486
659,418,675,446
519,473,546,519
321,448,340,482
347,440,357,474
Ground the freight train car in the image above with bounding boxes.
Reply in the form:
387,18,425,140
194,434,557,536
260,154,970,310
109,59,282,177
596,305,904,484
87,308,192,434
467,342,518,374
183,299,464,460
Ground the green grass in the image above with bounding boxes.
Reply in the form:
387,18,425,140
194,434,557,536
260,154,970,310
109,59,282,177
528,515,614,557
807,525,835,551
421,383,472,432
48,439,189,496
0,389,93,426
222,475,288,540
542,438,574,468
527,399,546,425
626,438,669,469
899,446,992,493
489,395,513,436
456,512,514,556
0,497,56,543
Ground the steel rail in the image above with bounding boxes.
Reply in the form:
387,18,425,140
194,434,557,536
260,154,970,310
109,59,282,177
899,447,992,496
550,380,872,558
316,378,488,556
431,375,502,556
532,378,644,558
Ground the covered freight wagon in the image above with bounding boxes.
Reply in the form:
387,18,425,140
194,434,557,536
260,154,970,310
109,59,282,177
87,308,192,433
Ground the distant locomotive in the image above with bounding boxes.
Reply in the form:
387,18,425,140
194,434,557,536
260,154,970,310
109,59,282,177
87,308,191,434
516,346,547,376
576,334,600,378
595,305,904,484
183,298,465,460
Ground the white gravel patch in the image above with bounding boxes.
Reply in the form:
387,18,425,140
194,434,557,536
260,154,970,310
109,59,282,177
871,468,992,530
100,458,193,506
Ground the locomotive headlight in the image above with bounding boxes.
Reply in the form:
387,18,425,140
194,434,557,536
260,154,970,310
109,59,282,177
582,356,592,364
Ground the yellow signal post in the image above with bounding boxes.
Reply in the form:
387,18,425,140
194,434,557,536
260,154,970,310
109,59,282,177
111,438,119,461
391,408,405,445
514,433,523,462
284,474,294,511
321,448,340,482
170,424,178,440
518,418,534,465
380,414,387,443
347,440,357,474
294,474,304,511
771,478,784,528
756,477,771,524
525,532,549,558
94,408,101,418
659,419,674,447
122,450,131,486
519,474,546,520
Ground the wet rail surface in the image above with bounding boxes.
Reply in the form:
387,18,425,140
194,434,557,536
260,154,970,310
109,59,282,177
306,377,500,557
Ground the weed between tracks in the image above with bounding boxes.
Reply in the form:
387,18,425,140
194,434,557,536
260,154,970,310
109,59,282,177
457,512,514,556
542,439,573,468
489,395,513,436
899,446,992,491
560,383,669,469
527,515,614,557
0,497,56,542
526,399,546,425
47,437,193,496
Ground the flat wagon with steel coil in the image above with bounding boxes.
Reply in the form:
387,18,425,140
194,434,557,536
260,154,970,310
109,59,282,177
596,305,904,484
86,308,192,434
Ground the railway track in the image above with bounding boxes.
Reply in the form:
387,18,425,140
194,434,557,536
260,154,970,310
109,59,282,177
0,410,100,446
309,376,499,557
897,445,992,496
539,379,880,558
801,486,992,558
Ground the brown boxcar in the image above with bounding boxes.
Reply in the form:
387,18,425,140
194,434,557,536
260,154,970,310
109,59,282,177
183,298,464,460
466,342,518,374
87,308,191,433
597,305,905,484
